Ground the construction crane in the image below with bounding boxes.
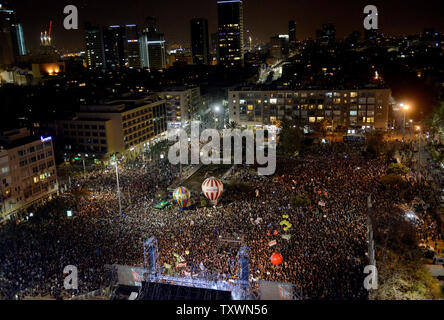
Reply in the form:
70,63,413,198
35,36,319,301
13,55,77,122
40,20,52,46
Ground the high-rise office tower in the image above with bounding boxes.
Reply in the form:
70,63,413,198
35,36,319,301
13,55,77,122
139,17,167,70
190,18,209,65
364,29,377,41
0,2,26,68
217,0,244,68
84,22,106,69
316,24,336,46
270,35,289,60
211,32,218,53
288,20,296,43
103,25,126,69
124,24,141,69
144,16,158,34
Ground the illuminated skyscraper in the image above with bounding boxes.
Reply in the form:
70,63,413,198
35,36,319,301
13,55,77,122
0,2,26,68
316,24,336,46
103,25,126,69
139,17,167,70
84,23,105,69
270,35,289,60
190,18,209,65
124,24,141,69
288,20,296,43
217,0,244,68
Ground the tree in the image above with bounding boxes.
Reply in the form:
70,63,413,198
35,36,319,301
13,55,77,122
365,129,384,157
278,120,303,156
290,194,310,207
226,120,240,130
387,163,409,176
383,143,398,163
380,174,405,187
316,119,331,137
426,102,444,141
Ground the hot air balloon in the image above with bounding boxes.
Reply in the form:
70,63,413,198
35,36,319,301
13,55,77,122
201,177,223,205
271,252,283,265
173,186,191,209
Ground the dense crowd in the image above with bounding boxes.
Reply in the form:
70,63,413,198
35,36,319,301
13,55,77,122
0,141,439,300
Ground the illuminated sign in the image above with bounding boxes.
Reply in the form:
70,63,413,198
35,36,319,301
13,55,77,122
40,136,52,142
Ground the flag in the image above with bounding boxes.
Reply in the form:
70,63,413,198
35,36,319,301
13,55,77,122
268,240,277,247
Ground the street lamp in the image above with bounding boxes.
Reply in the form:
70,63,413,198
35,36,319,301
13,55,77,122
111,160,122,215
400,104,409,136
416,125,422,169
213,105,221,129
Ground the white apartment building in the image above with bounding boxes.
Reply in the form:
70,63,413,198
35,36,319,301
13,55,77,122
155,86,201,128
229,88,392,130
57,94,168,159
0,128,58,221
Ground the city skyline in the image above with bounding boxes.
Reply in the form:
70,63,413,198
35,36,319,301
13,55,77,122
9,0,444,51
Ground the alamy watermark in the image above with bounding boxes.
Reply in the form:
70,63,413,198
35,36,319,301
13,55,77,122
63,5,78,30
363,265,378,290
363,5,378,30
63,265,78,290
168,121,276,175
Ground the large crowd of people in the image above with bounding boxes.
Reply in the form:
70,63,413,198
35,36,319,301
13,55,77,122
0,141,440,300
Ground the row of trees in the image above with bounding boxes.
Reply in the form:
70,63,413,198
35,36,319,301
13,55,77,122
426,102,444,141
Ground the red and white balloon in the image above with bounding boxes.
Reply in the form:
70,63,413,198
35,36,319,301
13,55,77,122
202,177,223,205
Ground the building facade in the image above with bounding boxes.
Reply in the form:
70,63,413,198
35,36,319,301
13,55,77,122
84,22,106,69
103,25,126,69
229,88,391,130
0,128,58,221
316,24,336,46
57,95,167,159
270,35,289,60
190,18,209,65
217,0,244,68
139,17,167,70
0,3,26,68
139,34,167,70
288,20,297,43
155,87,201,128
124,24,141,69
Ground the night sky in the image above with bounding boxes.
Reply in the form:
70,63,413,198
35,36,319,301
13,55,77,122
10,0,444,51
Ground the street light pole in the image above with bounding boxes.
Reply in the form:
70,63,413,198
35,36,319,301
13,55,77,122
418,127,422,168
82,159,86,179
115,162,122,215
403,109,406,136
401,104,409,137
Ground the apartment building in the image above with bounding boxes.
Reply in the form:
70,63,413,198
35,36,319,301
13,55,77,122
155,86,201,128
57,94,167,159
0,128,58,221
228,88,391,130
